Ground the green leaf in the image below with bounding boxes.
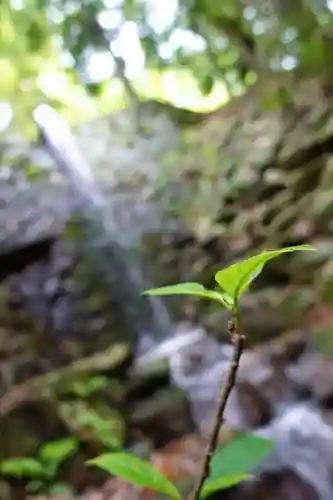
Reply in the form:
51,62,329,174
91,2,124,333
142,282,233,308
200,474,249,499
39,437,78,469
87,452,181,500
70,375,109,398
26,479,44,493
48,483,75,495
215,245,315,301
0,458,44,478
210,435,274,479
199,74,214,95
59,401,124,449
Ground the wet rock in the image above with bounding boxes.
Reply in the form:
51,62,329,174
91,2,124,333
169,333,273,433
130,387,195,448
165,329,333,499
286,351,333,399
214,469,320,500
236,382,272,428
225,469,320,500
267,331,308,366
255,404,333,500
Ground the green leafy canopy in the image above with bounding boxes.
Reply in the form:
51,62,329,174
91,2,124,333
142,245,315,310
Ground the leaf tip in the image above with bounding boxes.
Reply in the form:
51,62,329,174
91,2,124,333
300,244,316,251
141,289,156,296
85,458,97,467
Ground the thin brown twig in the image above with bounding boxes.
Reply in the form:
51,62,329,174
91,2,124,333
189,317,245,500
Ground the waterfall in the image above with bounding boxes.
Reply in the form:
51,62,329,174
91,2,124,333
32,105,173,351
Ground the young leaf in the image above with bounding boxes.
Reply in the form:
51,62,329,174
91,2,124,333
215,245,315,301
39,437,78,468
48,483,75,495
87,452,181,500
0,458,44,478
210,434,274,480
70,375,109,398
200,474,250,499
26,479,44,493
142,282,233,308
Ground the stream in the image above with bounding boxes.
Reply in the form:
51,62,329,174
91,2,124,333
33,105,177,355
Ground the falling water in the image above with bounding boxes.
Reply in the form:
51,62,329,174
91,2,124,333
32,105,174,349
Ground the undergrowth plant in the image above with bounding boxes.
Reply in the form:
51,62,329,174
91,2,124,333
0,437,78,495
87,245,314,499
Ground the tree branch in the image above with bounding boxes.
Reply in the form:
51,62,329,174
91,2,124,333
210,15,262,75
189,318,245,500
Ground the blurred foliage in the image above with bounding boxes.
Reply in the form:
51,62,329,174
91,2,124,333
1,0,333,133
0,437,78,494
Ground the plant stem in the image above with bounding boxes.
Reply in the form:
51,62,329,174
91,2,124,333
189,317,245,500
